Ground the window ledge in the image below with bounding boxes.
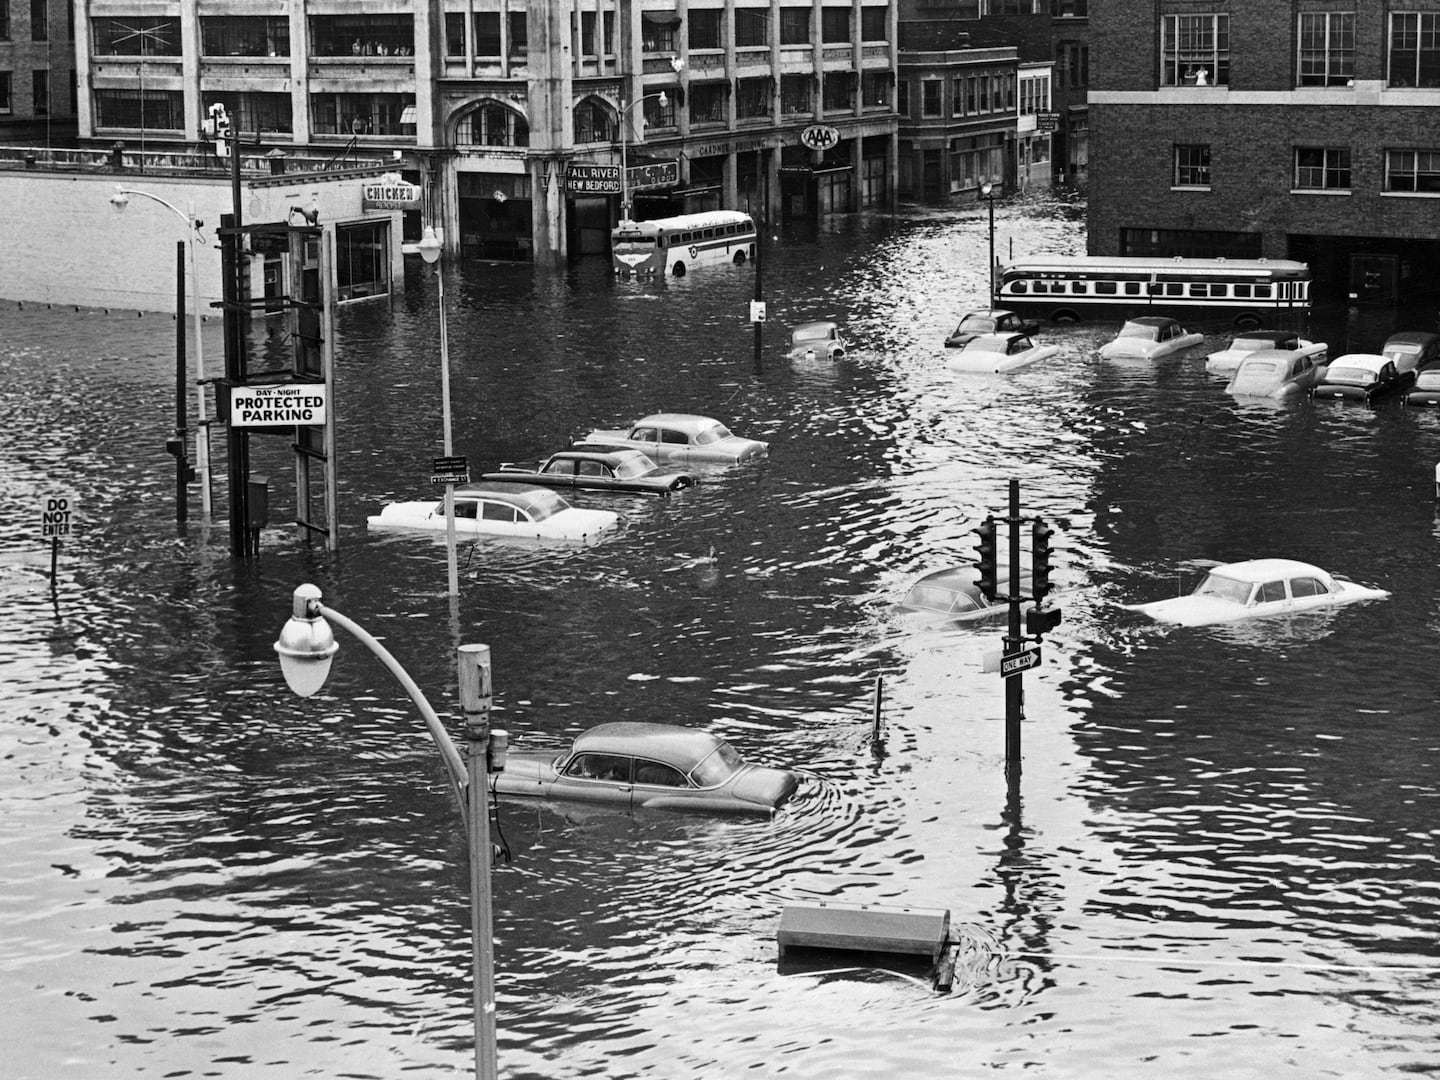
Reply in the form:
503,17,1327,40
1169,184,1211,192
1289,187,1351,196
1381,190,1440,198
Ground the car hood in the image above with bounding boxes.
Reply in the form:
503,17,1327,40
729,765,801,809
1126,596,1248,626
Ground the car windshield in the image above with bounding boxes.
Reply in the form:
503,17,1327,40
1386,343,1421,355
1239,361,1279,376
1417,371,1440,389
967,337,1007,352
1328,366,1373,384
1118,322,1160,339
611,454,653,479
1192,572,1253,605
692,423,732,445
688,741,745,787
960,316,995,332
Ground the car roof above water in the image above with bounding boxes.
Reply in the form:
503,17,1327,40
1206,559,1332,583
571,722,730,770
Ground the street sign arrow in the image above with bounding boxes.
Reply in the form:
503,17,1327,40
1000,646,1041,677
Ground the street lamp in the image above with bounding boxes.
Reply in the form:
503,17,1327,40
417,225,460,598
274,583,500,1080
979,181,997,310
109,184,212,518
619,91,668,224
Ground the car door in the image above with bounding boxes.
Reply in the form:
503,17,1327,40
1254,579,1289,616
1288,575,1331,613
632,759,691,809
541,458,578,489
556,752,633,806
479,499,522,537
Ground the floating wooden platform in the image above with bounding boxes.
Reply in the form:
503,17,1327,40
776,901,951,965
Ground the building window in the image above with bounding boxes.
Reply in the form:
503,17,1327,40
921,78,941,117
1051,0,1087,14
0,4,8,40
31,68,46,114
458,102,528,146
689,82,727,125
309,15,414,57
1019,76,1049,114
736,76,770,119
1294,146,1350,190
94,17,181,55
1389,13,1440,88
896,78,909,117
31,0,45,41
203,91,292,133
735,8,767,48
689,9,721,50
824,71,854,111
508,12,527,57
781,73,811,114
335,222,389,302
1298,12,1353,87
1386,149,1440,192
310,92,416,136
949,132,1005,193
861,7,886,42
821,7,849,43
780,7,810,45
473,13,500,55
642,13,677,52
643,88,676,126
1055,40,1087,88
94,88,185,129
0,73,10,114
580,11,598,56
861,71,889,109
573,98,612,143
445,14,464,56
201,16,289,58
1174,144,1211,187
1161,14,1229,86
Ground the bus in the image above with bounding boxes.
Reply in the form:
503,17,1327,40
995,256,1312,328
612,211,757,278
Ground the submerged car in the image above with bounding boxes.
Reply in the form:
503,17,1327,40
1381,331,1440,376
1126,558,1388,626
1224,349,1328,400
1097,316,1204,360
946,332,1059,373
898,566,1033,623
489,722,800,816
787,320,846,361
1205,330,1326,375
481,446,696,496
1405,367,1440,406
367,481,618,541
944,309,1040,349
1311,353,1408,402
581,413,769,464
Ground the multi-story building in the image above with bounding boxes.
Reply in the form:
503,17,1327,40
1,0,78,144
1090,3,1440,303
73,0,900,265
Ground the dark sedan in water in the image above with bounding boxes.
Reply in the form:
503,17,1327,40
481,446,696,496
489,722,800,816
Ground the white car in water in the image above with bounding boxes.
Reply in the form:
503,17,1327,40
1206,330,1326,375
367,481,618,542
1126,559,1388,626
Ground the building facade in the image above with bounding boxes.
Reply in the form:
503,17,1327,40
73,0,900,265
1,0,78,144
1090,3,1440,303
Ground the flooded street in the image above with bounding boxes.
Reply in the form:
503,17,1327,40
6,196,1440,1078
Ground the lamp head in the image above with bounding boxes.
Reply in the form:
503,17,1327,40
418,226,442,264
658,91,668,108
979,181,994,198
109,186,130,209
274,584,339,698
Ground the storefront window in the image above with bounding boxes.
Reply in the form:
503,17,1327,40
335,222,389,302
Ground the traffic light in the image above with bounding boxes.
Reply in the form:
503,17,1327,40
1026,605,1062,640
974,516,998,600
1032,517,1055,599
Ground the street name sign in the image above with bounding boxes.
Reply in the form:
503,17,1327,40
229,384,328,428
431,456,470,485
567,164,621,194
1000,646,1041,678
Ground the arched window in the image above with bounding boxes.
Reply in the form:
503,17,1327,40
458,101,528,146
573,98,614,144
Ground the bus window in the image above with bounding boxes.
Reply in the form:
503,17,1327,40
1096,281,1117,295
1011,282,1028,294
1124,282,1140,295
1070,282,1088,294
1189,283,1208,297
702,228,715,239
1254,284,1272,298
1166,283,1183,296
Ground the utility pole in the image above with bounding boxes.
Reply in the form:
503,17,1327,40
753,145,764,375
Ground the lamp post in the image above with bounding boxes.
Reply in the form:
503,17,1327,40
618,91,668,224
274,584,500,1080
980,181,997,310
109,184,212,518
417,226,460,598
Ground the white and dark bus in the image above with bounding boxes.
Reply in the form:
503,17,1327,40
996,256,1312,328
612,211,757,278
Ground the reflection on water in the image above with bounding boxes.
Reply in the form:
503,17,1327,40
6,199,1440,1077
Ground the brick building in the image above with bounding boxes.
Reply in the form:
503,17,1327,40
1090,3,1440,303
1,0,78,144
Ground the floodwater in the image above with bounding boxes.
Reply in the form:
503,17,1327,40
5,195,1440,1078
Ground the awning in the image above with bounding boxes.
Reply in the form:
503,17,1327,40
643,12,682,27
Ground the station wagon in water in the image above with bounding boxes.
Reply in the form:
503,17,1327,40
481,446,696,496
1097,316,1204,360
1126,559,1388,626
367,481,618,541
489,722,800,816
580,413,769,464
1206,330,1327,375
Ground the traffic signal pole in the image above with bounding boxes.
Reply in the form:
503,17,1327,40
1004,478,1024,776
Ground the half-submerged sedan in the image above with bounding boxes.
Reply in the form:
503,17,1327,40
1127,558,1388,626
481,446,696,496
944,308,1040,349
581,413,769,464
1206,330,1325,375
490,722,801,816
1311,353,1408,402
1098,316,1204,360
786,320,846,361
1225,349,1328,400
1406,368,1440,406
946,332,1059,373
1381,331,1440,376
367,481,618,542
898,566,1033,623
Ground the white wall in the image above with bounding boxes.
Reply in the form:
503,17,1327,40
0,170,402,314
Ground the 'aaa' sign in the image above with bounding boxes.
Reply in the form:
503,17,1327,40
230,384,329,428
